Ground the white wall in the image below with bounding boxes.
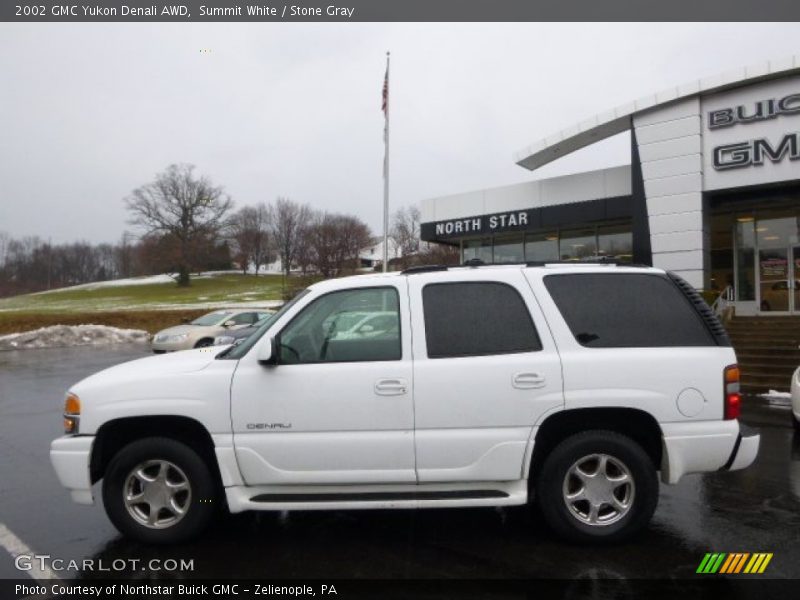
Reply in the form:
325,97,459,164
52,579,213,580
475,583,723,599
634,98,706,289
420,165,631,224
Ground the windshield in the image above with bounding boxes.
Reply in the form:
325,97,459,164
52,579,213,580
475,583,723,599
191,311,233,326
220,290,311,360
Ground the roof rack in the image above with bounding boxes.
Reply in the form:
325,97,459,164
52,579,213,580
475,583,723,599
525,259,653,268
400,264,450,275
463,258,485,268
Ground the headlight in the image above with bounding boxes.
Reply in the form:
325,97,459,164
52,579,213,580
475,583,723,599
64,392,80,434
159,333,189,343
214,336,235,346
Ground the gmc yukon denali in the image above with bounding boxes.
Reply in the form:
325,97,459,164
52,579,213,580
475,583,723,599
50,263,760,544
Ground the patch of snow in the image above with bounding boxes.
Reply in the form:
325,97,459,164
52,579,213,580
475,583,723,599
760,389,792,399
758,389,792,408
29,270,249,294
31,274,178,293
0,325,150,351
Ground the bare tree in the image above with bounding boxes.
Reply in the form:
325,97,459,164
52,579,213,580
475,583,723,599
229,203,273,275
390,205,421,257
271,197,311,279
308,212,372,278
293,218,316,276
125,163,233,286
0,231,9,269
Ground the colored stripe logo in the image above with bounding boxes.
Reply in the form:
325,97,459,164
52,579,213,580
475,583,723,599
697,552,773,574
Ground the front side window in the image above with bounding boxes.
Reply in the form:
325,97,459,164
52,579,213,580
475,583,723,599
544,273,715,348
422,282,542,358
229,312,257,326
278,287,401,364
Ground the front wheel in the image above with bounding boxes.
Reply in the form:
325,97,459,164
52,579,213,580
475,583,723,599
102,437,217,544
535,430,658,544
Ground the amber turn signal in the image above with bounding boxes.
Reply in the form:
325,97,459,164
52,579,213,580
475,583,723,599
65,393,81,415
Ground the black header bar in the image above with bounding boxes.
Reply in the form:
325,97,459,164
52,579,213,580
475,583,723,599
3,0,800,22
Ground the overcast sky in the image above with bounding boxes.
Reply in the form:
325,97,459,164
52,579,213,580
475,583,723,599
1,22,799,244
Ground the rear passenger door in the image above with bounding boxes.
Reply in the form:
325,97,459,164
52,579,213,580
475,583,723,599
408,270,564,482
526,270,735,423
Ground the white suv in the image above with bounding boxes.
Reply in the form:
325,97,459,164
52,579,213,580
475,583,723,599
50,264,759,544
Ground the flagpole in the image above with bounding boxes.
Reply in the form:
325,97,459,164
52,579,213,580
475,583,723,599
382,51,390,273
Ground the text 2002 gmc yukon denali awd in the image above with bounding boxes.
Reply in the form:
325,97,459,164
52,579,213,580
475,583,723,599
50,264,759,544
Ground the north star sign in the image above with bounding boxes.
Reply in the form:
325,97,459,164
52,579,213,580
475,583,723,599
434,211,530,236
710,91,800,170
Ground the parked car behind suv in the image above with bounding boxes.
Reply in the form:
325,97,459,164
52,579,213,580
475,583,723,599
51,264,759,544
213,312,275,347
152,309,272,352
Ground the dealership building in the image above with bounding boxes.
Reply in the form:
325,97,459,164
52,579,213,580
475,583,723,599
421,56,800,315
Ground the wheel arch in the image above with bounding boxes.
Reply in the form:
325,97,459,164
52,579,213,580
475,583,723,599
528,407,663,482
90,415,222,487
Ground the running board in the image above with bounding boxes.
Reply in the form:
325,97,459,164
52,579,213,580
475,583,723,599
223,480,528,512
250,489,509,503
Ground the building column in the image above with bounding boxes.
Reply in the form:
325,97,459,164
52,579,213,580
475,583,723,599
633,97,709,290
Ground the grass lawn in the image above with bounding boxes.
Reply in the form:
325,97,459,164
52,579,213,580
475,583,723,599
0,272,318,335
0,273,289,313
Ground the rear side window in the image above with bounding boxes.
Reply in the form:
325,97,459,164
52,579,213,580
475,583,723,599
422,282,542,358
543,273,716,348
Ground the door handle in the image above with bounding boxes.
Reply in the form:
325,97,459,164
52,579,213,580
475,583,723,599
513,372,546,389
375,378,408,396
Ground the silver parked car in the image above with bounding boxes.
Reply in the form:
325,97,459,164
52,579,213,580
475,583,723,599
152,309,272,353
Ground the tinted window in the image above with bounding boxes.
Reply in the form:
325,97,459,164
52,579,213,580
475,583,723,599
543,273,715,348
423,282,541,358
278,287,401,364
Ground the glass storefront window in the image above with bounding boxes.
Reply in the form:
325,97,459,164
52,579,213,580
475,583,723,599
493,235,524,263
462,238,493,263
524,232,559,263
735,218,756,302
559,228,597,261
597,225,633,263
756,217,800,312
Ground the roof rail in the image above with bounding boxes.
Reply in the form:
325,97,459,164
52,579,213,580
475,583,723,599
400,264,450,275
525,258,617,267
463,258,485,268
525,259,653,268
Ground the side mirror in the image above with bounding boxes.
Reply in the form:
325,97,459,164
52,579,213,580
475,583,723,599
257,337,278,365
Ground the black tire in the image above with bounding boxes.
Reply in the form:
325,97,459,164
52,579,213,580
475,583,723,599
194,338,214,348
102,437,217,544
793,414,800,432
535,430,658,544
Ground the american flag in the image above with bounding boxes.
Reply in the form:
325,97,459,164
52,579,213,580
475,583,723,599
381,64,389,115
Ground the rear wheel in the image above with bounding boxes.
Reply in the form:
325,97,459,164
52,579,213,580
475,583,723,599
102,437,217,544
535,430,658,543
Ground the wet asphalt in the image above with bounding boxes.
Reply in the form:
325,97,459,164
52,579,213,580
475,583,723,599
0,345,799,582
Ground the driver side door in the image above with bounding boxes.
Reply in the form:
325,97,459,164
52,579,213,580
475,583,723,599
230,282,416,485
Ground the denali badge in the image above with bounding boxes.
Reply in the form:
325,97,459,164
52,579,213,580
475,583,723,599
246,423,292,430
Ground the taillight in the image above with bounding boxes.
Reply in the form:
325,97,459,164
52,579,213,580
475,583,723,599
724,365,741,420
